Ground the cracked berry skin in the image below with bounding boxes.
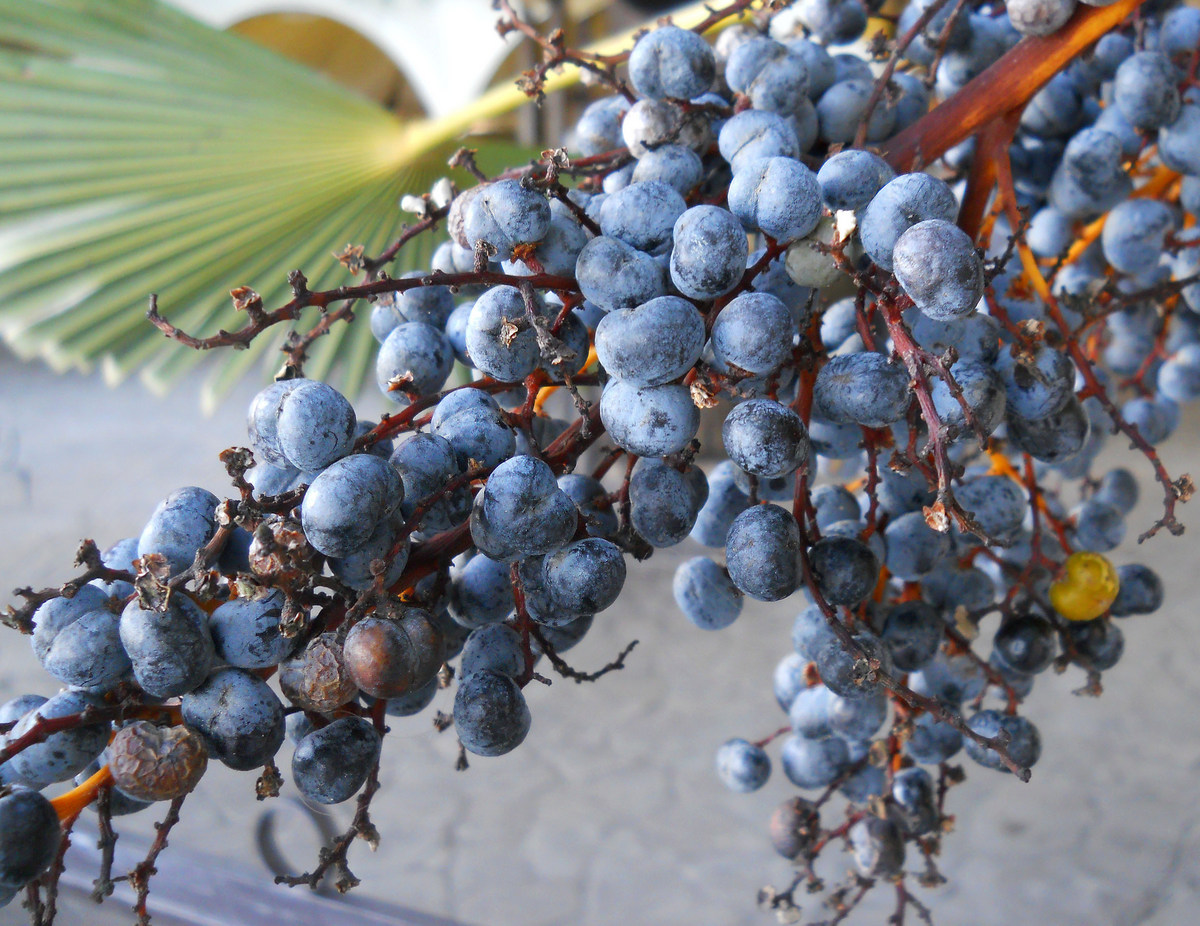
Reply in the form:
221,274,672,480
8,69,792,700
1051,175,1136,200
279,632,360,713
108,721,209,802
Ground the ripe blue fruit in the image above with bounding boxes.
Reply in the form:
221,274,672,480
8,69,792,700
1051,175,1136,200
5,690,110,789
599,180,687,253
808,535,879,607
247,379,304,466
880,600,943,671
627,25,716,101
860,173,958,271
292,716,382,804
460,624,526,681
673,556,744,630
719,110,801,174
726,503,802,602
431,389,516,471
728,157,822,244
454,669,532,757
376,321,455,401
575,235,666,311
301,453,403,558
715,738,771,792
542,537,627,616
670,205,749,300
710,292,796,376
462,179,551,258
276,380,357,471
594,295,705,386
892,219,984,320
120,595,214,699
780,734,850,789
722,399,809,479
814,353,911,428
690,461,750,547
464,286,541,383
964,710,1041,772
138,486,220,576
1113,51,1181,129
469,455,577,563
599,381,700,457
209,591,296,669
0,789,61,889
816,148,895,212
181,667,286,771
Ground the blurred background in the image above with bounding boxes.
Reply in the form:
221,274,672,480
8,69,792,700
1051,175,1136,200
1,1,1199,924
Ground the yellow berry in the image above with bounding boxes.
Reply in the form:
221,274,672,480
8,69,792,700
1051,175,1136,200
1049,552,1120,622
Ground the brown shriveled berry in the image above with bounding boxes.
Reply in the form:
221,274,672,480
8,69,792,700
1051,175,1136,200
279,632,359,711
769,796,818,860
108,721,208,802
248,515,317,585
342,607,445,700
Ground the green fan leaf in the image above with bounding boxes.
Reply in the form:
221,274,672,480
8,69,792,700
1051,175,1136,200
0,0,726,409
0,0,503,408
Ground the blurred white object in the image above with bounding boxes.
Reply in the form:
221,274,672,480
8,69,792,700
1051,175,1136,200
162,0,534,117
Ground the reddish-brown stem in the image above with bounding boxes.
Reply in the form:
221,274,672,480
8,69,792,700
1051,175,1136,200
511,563,537,688
958,109,1023,242
883,0,1149,171
993,146,1191,541
795,509,1033,780
853,0,956,149
147,269,578,353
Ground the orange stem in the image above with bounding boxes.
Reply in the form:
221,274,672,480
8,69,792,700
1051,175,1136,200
52,764,113,822
883,0,1148,171
1063,166,1181,265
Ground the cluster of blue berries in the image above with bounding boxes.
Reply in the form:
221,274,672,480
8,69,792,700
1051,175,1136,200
3,0,1199,916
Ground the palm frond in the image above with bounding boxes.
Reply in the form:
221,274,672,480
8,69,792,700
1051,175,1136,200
0,0,729,409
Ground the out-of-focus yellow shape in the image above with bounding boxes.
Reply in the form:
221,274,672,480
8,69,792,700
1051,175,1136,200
1049,552,1120,622
230,14,424,114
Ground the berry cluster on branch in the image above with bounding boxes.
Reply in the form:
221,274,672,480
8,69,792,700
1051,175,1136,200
3,0,1199,923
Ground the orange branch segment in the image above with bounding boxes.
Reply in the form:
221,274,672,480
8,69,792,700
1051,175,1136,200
51,763,113,822
882,0,1148,172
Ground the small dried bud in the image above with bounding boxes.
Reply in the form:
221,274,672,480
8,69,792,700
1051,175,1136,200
400,194,431,217
230,286,262,313
386,371,415,392
923,501,950,532
1018,318,1046,339
834,209,857,240
255,762,283,801
334,244,365,274
499,317,521,349
954,605,979,640
540,147,570,168
689,379,720,409
108,721,208,802
429,177,455,209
